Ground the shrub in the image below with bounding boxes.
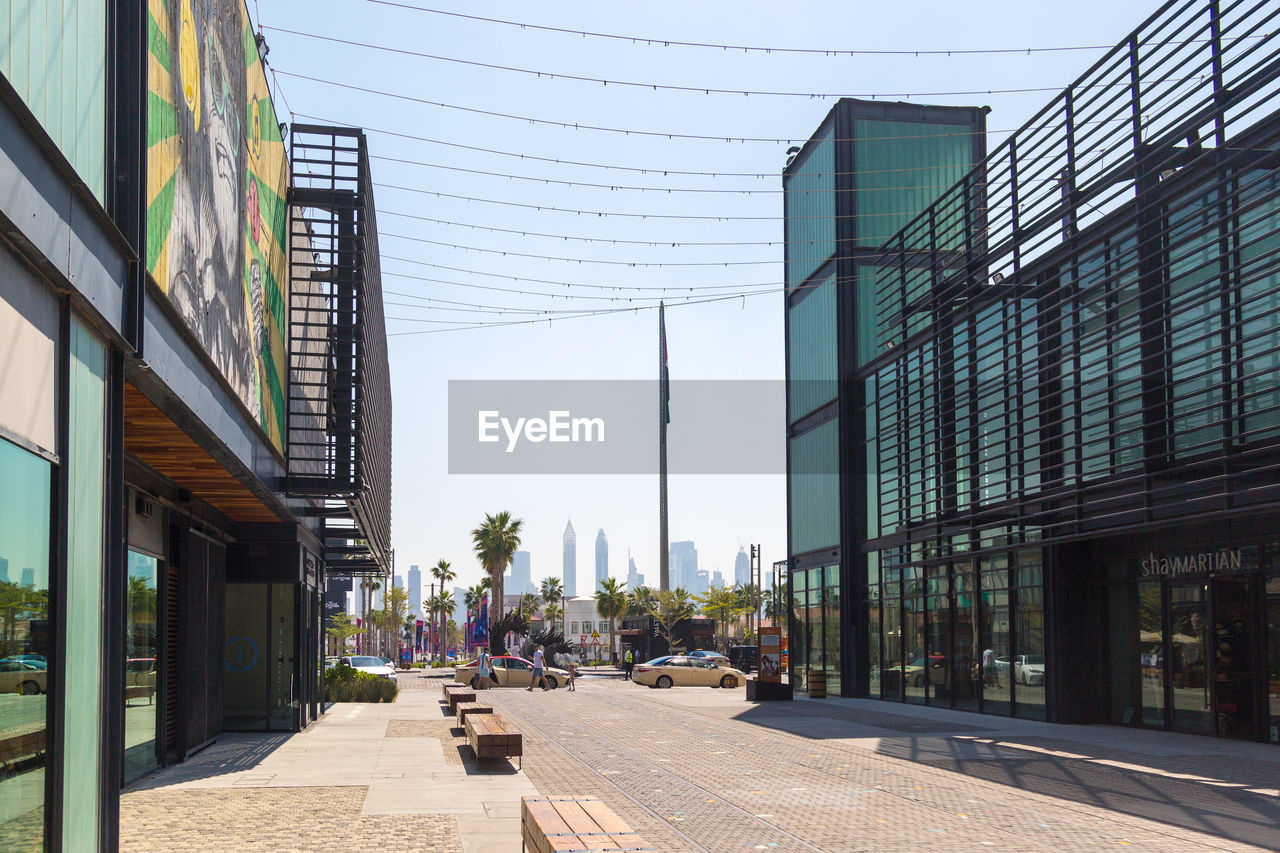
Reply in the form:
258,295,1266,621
324,664,398,703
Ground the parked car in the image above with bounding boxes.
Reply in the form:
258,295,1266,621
339,656,397,681
903,654,947,687
324,656,341,670
687,650,731,667
454,655,570,689
0,659,47,695
727,646,759,673
1014,654,1045,685
632,655,744,689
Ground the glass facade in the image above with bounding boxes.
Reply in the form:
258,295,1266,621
791,564,839,693
788,417,839,555
787,273,837,420
225,583,302,732
852,119,976,247
125,551,160,781
0,437,52,849
0,0,107,198
784,126,834,288
870,546,1044,719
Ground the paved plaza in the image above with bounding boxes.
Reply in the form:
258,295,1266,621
120,671,1280,852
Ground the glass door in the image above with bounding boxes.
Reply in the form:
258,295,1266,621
1212,577,1257,740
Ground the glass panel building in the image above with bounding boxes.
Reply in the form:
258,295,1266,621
0,2,394,847
784,99,988,692
784,0,1280,743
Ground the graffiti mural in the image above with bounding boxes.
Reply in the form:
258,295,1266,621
146,0,289,453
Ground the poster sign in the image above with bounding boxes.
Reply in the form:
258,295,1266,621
759,627,782,683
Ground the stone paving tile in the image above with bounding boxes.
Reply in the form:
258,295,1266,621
119,786,463,852
385,718,472,766
482,681,1275,852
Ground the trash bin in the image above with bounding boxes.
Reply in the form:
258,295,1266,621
808,668,827,699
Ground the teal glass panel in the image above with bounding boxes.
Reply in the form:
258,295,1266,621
789,418,839,555
63,315,105,850
864,376,880,540
1238,170,1280,440
853,120,975,248
787,273,837,420
124,551,159,781
0,0,107,199
0,438,52,848
1168,189,1225,455
855,266,881,366
784,127,835,287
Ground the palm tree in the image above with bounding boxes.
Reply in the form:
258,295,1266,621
427,590,455,661
625,585,654,617
594,577,627,660
540,576,565,634
471,511,524,652
698,586,743,647
520,592,541,618
543,601,563,635
462,580,489,656
359,576,383,654
431,560,457,662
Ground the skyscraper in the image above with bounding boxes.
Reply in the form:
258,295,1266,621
669,541,697,592
0,557,8,584
734,547,750,586
594,528,608,592
510,551,534,595
407,565,422,620
20,567,35,587
627,554,644,590
562,519,577,597
712,569,724,589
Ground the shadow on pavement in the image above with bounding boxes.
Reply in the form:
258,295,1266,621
124,733,292,791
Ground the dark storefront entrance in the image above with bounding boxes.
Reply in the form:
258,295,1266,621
1106,539,1280,744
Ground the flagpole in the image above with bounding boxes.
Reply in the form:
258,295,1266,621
659,302,669,592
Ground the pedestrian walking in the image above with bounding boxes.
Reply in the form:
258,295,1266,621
982,646,1002,688
527,645,549,691
623,648,634,680
477,648,492,690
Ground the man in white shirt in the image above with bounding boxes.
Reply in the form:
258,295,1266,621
527,645,549,691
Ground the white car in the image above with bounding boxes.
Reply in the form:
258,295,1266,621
340,655,397,681
1014,654,1045,686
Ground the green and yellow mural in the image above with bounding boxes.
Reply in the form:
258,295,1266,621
146,0,288,453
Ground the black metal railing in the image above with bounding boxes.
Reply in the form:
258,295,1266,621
862,0,1280,551
287,125,393,575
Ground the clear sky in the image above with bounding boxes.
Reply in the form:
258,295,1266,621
254,0,1154,609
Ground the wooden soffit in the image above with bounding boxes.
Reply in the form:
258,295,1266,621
124,383,281,523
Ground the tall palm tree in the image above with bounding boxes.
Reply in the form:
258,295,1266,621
428,590,455,660
520,592,541,618
471,511,524,652
543,601,563,635
462,582,486,656
594,577,627,660
431,560,457,662
359,576,383,654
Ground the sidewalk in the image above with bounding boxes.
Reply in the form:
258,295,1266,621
120,671,534,852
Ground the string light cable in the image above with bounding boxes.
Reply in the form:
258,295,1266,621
265,25,1134,100
363,1,1266,59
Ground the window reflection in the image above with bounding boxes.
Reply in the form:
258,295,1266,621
1138,581,1165,727
0,439,52,849
125,551,159,781
1170,583,1211,734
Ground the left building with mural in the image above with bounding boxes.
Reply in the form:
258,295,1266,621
0,1,393,849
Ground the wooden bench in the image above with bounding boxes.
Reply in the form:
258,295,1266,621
0,727,46,771
521,795,655,852
445,687,477,710
125,684,155,705
465,712,522,768
456,701,493,727
443,681,468,699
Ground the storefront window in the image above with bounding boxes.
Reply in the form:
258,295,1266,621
952,566,979,711
902,590,926,705
980,569,1011,715
1013,560,1046,721
790,570,807,689
880,582,902,700
867,581,881,697
822,565,841,695
125,551,160,781
1138,581,1166,727
1170,582,1211,734
0,438,52,849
